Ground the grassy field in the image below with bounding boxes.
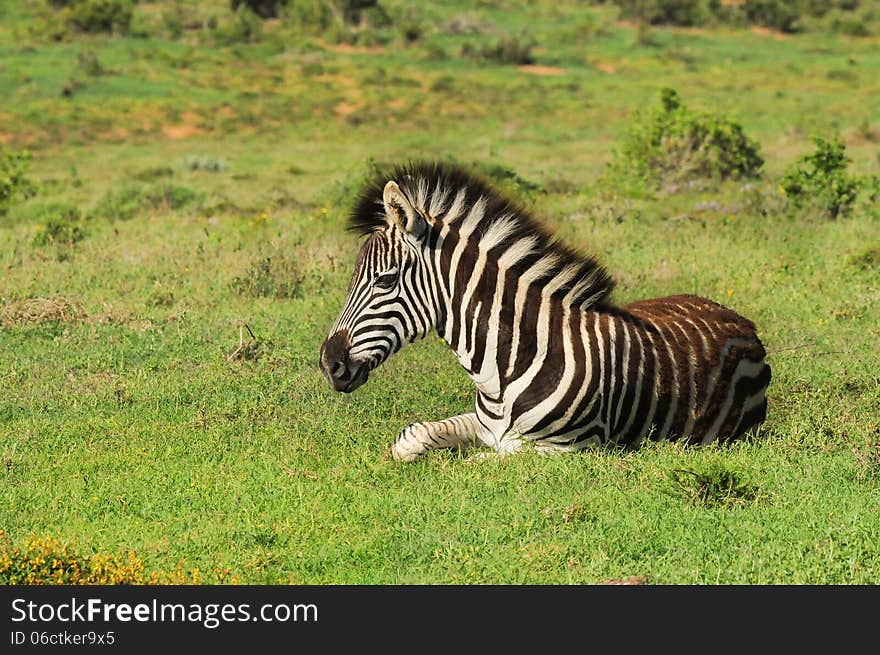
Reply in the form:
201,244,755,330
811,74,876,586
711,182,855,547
1,1,879,584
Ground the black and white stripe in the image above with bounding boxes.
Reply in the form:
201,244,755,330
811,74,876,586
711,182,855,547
320,162,771,460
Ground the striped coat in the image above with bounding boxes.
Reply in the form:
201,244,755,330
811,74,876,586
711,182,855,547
320,162,770,460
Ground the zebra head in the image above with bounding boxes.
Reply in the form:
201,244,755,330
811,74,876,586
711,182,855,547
320,180,435,393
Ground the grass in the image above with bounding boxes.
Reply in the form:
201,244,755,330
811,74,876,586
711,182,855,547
1,0,879,584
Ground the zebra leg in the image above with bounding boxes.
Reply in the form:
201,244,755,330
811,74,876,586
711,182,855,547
391,413,481,462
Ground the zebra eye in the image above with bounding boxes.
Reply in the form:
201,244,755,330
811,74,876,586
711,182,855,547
375,271,398,289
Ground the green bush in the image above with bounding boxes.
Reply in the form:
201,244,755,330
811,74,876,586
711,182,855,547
607,0,871,33
95,183,201,220
741,0,801,33
212,5,264,45
850,244,880,271
76,50,107,76
231,253,305,299
461,34,535,65
824,6,875,36
0,147,36,216
231,0,289,19
612,0,704,27
161,3,185,39
184,155,230,172
282,0,390,44
781,135,860,219
466,160,543,200
393,4,425,43
53,0,134,35
132,166,174,182
30,202,86,247
611,88,764,188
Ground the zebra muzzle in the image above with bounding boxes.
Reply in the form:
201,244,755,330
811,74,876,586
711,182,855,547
319,330,370,393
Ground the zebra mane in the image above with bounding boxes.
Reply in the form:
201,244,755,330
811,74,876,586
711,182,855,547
348,161,615,310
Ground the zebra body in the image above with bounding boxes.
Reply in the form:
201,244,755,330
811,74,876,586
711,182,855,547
320,163,770,461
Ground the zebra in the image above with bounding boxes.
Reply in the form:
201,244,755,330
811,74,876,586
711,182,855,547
319,162,771,461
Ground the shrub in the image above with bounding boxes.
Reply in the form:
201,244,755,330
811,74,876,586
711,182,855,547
185,155,230,172
212,5,264,45
466,160,543,200
394,5,424,43
284,0,334,32
230,0,289,19
336,0,386,25
611,88,764,189
826,10,872,37
54,0,135,35
781,135,860,219
282,0,390,44
0,147,36,216
461,34,535,65
442,12,493,36
862,173,880,205
850,244,880,271
161,3,185,39
608,0,871,34
95,183,201,220
612,0,704,27
231,252,305,299
76,50,108,76
132,166,174,182
29,202,86,247
741,0,801,33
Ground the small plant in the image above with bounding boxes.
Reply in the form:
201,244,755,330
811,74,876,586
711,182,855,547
849,244,880,271
161,2,185,39
666,462,759,508
611,88,764,189
95,183,201,220
211,4,264,45
230,0,288,20
397,13,424,43
466,160,543,200
0,147,37,215
231,252,305,299
30,202,86,247
76,50,107,76
862,173,880,205
741,0,801,33
612,0,704,27
781,135,860,219
185,155,230,172
132,166,174,182
462,34,536,65
281,0,389,44
442,12,493,36
53,0,135,35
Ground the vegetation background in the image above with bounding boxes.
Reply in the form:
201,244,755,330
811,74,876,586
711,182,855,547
1,0,878,584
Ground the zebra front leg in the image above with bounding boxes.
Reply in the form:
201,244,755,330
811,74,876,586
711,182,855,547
391,413,481,462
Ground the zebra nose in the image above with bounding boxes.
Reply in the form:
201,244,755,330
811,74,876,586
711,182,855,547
320,331,353,391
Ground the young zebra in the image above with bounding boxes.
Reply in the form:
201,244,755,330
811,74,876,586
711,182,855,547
320,162,771,461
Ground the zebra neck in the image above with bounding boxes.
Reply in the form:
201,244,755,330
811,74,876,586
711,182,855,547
437,261,568,401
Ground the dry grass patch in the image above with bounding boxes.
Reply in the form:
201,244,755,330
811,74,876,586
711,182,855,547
0,295,86,329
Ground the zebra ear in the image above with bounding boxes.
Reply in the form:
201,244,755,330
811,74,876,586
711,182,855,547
383,181,426,238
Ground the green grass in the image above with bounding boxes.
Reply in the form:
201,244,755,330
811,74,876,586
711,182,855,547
1,0,879,584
